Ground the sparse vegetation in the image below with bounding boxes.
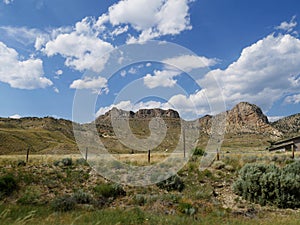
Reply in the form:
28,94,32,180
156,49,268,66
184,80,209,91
93,183,126,199
0,151,299,224
156,174,185,192
51,195,76,212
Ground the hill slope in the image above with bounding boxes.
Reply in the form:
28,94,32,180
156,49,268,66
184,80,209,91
0,117,78,155
271,113,300,137
1,102,298,154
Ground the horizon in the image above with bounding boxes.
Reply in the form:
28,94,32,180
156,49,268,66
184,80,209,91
0,101,290,123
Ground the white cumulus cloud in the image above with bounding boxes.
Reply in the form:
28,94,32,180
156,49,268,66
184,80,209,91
0,42,52,89
70,76,108,94
200,33,300,112
101,0,192,43
144,69,180,88
40,18,114,73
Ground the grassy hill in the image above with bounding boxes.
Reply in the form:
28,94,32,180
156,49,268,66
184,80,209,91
0,117,78,155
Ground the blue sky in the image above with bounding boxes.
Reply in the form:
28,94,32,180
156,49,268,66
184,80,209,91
1,0,300,122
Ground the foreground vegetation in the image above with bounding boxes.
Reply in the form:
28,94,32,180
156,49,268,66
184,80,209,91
0,152,299,224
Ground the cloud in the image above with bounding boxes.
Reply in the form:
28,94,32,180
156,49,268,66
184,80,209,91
53,87,59,93
101,0,192,43
54,69,63,79
96,32,300,120
284,93,300,104
3,0,13,5
95,89,208,120
143,69,179,88
200,33,300,112
0,41,52,89
268,116,284,122
276,16,297,33
55,69,63,76
163,55,218,72
9,114,21,119
111,25,129,36
128,67,137,74
143,55,217,89
0,26,44,46
41,17,114,73
120,70,127,77
70,76,108,93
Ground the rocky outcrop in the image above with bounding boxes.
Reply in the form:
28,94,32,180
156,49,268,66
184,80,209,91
97,108,180,122
225,102,281,136
198,102,282,137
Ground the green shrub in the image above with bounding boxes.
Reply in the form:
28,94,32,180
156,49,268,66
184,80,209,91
51,195,76,212
61,158,72,166
233,161,300,208
178,202,196,215
0,174,18,198
93,183,126,198
193,147,206,156
73,190,93,204
133,194,147,206
156,175,184,192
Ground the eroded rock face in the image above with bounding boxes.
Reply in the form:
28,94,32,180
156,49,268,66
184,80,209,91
198,102,282,137
98,108,180,121
134,108,180,119
96,102,283,137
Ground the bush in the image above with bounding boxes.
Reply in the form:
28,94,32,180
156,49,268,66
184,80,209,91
212,161,225,170
73,190,93,204
17,186,42,205
51,195,76,212
0,174,18,198
178,202,196,215
156,175,184,192
61,158,72,166
93,183,126,199
233,161,300,208
193,147,206,156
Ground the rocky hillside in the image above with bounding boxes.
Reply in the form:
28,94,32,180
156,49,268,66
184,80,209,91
0,102,297,154
94,108,182,153
272,113,300,136
199,102,282,137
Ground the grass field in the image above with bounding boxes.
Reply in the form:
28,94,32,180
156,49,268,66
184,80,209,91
0,151,300,225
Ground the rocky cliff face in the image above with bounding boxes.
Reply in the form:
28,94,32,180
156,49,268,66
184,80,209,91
97,107,180,122
198,102,282,137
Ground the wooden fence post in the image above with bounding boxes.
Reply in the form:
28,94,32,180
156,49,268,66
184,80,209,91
216,148,220,161
26,146,30,163
148,150,151,164
85,147,88,161
291,144,295,159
